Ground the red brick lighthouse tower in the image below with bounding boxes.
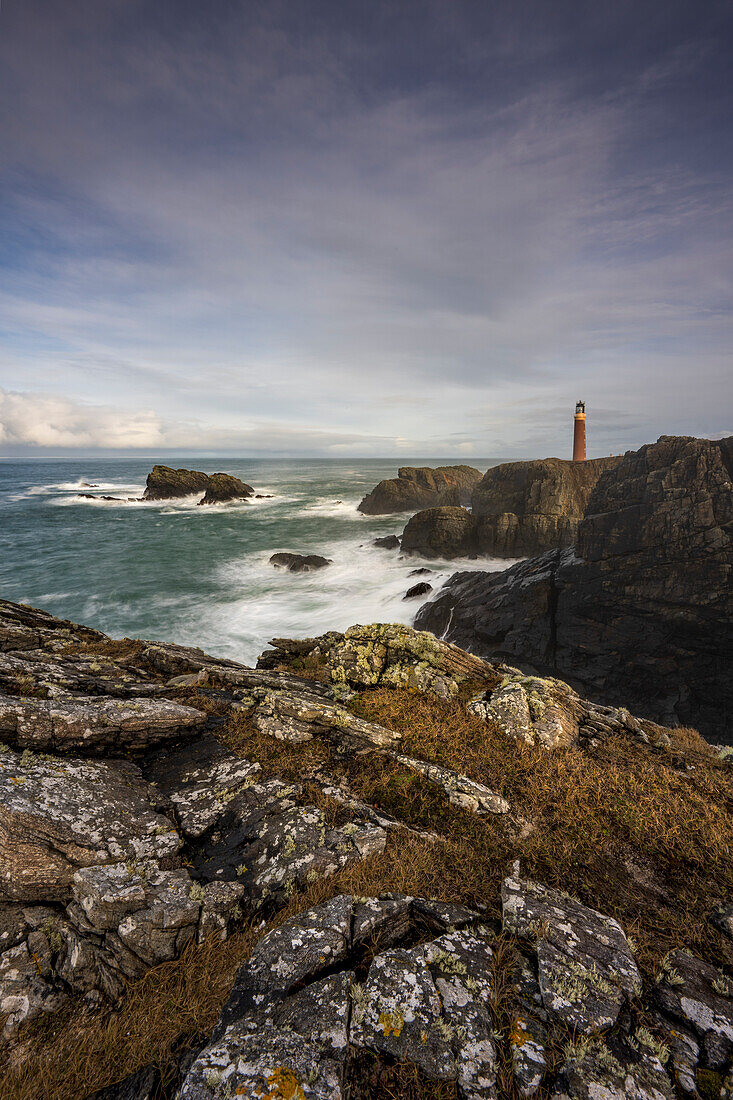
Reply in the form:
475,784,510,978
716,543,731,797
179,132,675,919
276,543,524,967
573,400,586,461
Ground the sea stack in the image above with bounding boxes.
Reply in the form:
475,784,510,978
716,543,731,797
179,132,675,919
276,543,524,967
573,399,586,461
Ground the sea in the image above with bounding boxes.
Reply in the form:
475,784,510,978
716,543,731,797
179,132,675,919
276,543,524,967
0,457,511,666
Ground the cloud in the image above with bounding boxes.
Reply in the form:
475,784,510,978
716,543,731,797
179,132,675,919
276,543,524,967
0,390,166,449
0,1,731,455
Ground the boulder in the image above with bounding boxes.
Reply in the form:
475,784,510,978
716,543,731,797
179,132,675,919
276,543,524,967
269,552,332,573
401,506,478,558
417,436,733,740
141,465,211,501
403,581,433,599
372,534,400,549
358,466,482,516
197,472,254,505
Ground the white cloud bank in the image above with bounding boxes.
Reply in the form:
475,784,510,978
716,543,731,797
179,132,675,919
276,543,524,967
0,390,166,449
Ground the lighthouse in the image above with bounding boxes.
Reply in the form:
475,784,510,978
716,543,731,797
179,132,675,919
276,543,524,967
573,400,586,461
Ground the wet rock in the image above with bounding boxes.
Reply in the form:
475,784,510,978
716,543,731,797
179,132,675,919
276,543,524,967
0,746,180,902
401,506,479,559
197,472,254,505
0,692,205,753
269,552,332,572
358,465,482,515
142,465,211,501
373,535,400,549
502,871,641,1035
409,567,433,576
403,581,433,599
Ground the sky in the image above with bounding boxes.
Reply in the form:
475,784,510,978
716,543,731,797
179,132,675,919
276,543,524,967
1,0,732,459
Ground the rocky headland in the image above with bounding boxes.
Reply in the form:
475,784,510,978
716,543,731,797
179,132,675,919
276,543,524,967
401,456,622,559
416,435,733,741
357,465,483,516
1,600,732,1099
142,466,255,505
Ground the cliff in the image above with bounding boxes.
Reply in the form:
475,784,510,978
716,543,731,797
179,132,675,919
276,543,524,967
400,455,621,559
416,435,733,739
357,465,482,515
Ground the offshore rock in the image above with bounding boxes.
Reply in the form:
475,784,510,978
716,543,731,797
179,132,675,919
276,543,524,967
403,581,433,599
142,465,211,501
358,465,482,515
417,435,733,740
269,552,332,572
197,472,254,505
401,506,479,559
373,534,400,549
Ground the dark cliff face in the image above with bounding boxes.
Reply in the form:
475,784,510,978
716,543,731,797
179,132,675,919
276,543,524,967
400,455,622,559
471,455,622,557
416,436,733,741
357,465,482,515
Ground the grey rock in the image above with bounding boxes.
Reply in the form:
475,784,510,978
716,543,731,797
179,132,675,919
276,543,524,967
0,746,181,902
502,871,641,1035
552,1037,674,1100
0,692,205,754
654,949,733,1069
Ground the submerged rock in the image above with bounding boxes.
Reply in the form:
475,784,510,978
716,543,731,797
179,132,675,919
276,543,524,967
358,465,482,515
269,552,332,573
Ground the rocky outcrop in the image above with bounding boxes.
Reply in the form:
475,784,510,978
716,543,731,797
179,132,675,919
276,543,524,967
175,872,718,1100
358,465,482,515
142,466,211,501
417,436,733,740
401,505,478,558
399,456,622,560
403,580,432,599
197,472,254,505
471,455,622,556
142,465,254,504
269,552,332,572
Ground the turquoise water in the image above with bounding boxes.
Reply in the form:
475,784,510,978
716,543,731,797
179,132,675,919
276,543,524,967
0,458,508,665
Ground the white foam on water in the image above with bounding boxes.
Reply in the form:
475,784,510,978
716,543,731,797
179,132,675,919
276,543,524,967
184,537,509,665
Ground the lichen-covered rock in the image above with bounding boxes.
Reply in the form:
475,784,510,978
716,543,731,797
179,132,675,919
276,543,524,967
358,465,482,515
552,1037,675,1100
653,949,733,1070
182,894,498,1100
502,870,641,1035
387,751,509,815
251,687,401,747
0,747,181,902
325,623,492,699
0,598,106,653
0,692,205,754
470,674,581,749
197,472,254,505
